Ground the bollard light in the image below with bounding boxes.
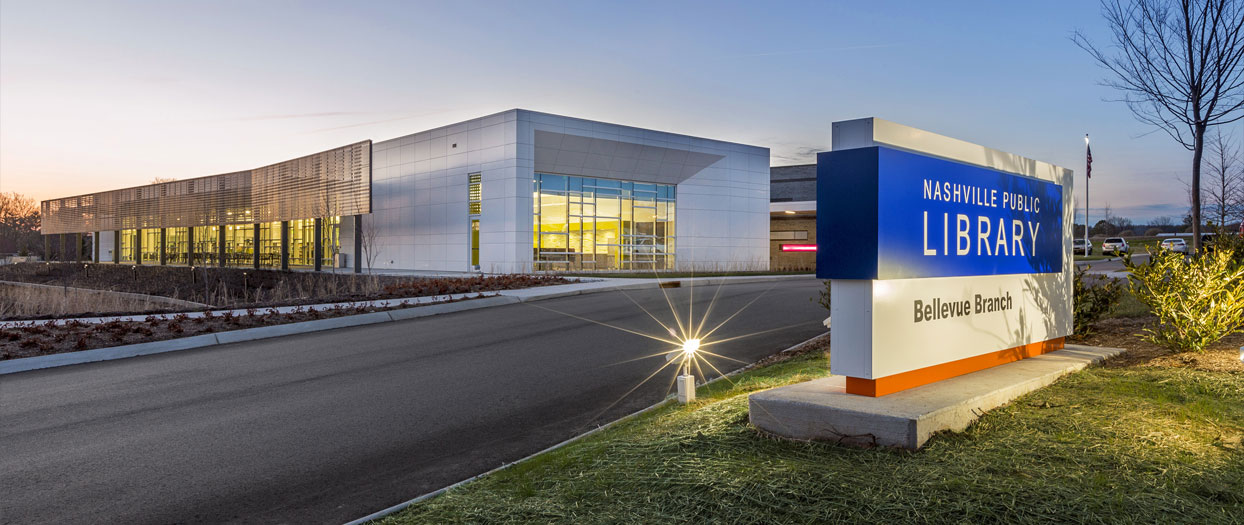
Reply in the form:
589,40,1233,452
676,338,701,403
682,338,700,357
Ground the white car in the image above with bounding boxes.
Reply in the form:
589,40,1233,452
1073,239,1093,255
1100,237,1129,254
1159,238,1188,253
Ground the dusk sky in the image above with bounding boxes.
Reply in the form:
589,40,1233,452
0,0,1228,223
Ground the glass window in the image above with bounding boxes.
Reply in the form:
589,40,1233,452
468,173,481,267
533,173,675,271
141,229,161,264
257,222,281,267
288,219,316,267
321,216,340,268
191,226,219,266
223,224,254,267
468,173,482,216
118,229,137,263
471,219,480,266
166,228,189,265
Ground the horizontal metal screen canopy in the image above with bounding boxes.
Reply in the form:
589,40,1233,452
41,141,371,234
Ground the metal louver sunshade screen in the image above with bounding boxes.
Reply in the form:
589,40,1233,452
40,141,371,234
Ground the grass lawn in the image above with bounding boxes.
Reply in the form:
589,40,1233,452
378,337,1243,523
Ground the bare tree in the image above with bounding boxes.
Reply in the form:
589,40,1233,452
1202,127,1244,227
0,192,41,256
359,215,381,274
1075,0,1244,253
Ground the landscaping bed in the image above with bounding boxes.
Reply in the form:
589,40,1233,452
0,263,570,316
1072,316,1244,373
375,324,1242,524
0,297,485,361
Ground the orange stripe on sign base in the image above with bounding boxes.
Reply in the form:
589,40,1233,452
844,337,1065,397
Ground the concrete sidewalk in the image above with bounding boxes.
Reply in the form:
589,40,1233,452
0,274,815,375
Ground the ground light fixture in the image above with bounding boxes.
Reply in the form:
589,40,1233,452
676,338,701,403
528,278,784,412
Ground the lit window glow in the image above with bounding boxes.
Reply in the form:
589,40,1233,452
780,244,817,252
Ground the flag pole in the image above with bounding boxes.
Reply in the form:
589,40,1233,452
1084,134,1090,253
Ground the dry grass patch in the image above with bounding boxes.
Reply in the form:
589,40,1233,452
379,336,1242,525
0,283,187,319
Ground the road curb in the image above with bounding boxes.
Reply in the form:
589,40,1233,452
0,296,515,376
0,275,814,376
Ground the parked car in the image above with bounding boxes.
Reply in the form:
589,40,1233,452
1159,238,1187,253
1100,237,1129,254
1073,239,1093,255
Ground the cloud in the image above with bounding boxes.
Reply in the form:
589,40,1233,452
769,144,826,165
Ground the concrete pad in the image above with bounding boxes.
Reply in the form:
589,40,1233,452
748,344,1125,449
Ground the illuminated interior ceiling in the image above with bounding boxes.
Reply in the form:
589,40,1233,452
534,130,724,185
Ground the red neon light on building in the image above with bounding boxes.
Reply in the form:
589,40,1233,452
780,244,817,252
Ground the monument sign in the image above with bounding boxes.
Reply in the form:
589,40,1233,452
817,118,1074,396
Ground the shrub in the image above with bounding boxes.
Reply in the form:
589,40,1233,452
1145,228,1162,237
1073,266,1123,335
812,280,830,311
1206,229,1244,267
1117,230,1134,237
1124,249,1244,352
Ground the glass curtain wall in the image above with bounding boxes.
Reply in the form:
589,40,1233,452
533,173,675,271
118,229,138,263
257,222,280,267
223,224,254,267
191,226,219,266
320,216,340,268
140,229,161,264
166,228,190,265
287,219,316,266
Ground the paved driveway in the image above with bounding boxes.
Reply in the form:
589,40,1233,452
0,279,827,524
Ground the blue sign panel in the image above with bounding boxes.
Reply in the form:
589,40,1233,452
817,146,1064,280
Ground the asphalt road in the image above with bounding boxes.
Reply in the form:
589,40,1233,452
1075,253,1150,275
0,279,828,524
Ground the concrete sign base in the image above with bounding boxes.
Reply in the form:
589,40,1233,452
748,345,1123,449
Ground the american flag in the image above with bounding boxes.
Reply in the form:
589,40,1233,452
1086,142,1092,179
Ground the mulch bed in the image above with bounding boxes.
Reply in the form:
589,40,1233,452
0,263,571,311
1070,316,1244,373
